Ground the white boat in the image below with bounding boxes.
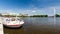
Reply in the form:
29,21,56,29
3,17,24,28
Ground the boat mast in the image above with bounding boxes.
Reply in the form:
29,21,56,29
16,14,17,20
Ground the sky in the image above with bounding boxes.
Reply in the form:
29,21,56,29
0,0,60,16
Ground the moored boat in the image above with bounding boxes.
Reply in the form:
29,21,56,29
3,17,24,28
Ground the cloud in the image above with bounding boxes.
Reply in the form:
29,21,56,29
0,9,16,14
32,10,36,13
0,6,60,16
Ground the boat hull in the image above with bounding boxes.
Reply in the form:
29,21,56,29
3,24,24,28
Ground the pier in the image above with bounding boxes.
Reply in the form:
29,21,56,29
0,17,4,34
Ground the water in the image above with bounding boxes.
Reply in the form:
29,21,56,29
3,17,60,34
55,17,60,28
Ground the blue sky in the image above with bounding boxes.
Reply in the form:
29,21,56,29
0,0,60,16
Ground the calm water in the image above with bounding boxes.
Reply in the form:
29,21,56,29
4,17,60,34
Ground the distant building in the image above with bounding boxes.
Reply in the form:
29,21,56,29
1,13,28,17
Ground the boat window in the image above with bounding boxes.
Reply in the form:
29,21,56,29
17,18,20,20
17,18,22,21
11,18,16,21
6,19,10,21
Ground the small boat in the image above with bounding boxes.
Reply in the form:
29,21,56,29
3,17,24,28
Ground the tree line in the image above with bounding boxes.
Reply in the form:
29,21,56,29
55,14,60,17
